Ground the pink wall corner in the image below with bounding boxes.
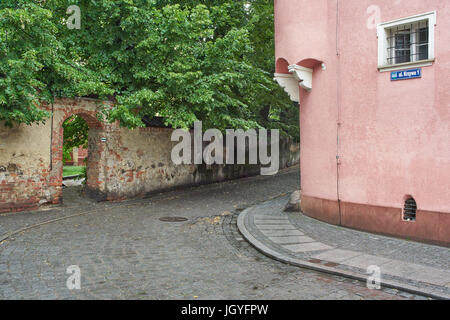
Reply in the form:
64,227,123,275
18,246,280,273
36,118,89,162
275,0,450,215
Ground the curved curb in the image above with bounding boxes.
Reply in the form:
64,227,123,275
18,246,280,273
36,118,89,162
237,207,450,300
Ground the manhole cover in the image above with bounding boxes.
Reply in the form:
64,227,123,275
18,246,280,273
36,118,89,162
159,217,188,222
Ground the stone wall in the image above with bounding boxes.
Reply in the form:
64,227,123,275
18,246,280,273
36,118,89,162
0,98,107,212
0,98,300,213
101,126,299,201
0,119,53,212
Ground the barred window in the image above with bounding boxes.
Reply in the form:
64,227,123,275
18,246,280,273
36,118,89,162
403,197,417,222
377,12,435,70
386,20,429,65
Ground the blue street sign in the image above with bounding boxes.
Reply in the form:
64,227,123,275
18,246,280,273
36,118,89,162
391,68,422,81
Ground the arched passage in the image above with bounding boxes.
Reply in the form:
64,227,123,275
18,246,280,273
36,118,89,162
50,108,106,204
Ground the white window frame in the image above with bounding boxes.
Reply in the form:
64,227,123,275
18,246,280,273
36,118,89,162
377,11,436,72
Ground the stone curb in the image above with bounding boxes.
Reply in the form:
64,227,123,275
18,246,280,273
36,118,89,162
237,206,450,300
62,175,84,181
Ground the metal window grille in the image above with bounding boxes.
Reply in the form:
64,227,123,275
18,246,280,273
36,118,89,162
403,197,417,221
386,20,429,65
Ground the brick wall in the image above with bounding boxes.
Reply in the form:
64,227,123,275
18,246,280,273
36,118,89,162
0,98,300,213
0,117,53,213
100,126,299,201
0,98,108,213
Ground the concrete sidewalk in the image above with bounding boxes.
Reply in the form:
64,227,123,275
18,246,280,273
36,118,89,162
238,195,450,299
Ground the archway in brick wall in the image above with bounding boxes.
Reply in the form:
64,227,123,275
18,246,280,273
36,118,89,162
51,110,106,204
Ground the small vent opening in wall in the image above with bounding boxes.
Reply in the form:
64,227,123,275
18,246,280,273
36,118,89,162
403,197,417,221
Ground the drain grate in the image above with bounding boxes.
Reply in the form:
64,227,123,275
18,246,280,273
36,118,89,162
159,217,188,222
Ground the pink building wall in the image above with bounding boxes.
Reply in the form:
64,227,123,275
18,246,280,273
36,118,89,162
275,0,450,245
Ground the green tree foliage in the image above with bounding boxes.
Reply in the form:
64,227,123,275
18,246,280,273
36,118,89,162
0,0,111,127
1,0,297,140
62,115,88,162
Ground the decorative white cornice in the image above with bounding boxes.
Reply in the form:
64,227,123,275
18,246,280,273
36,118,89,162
288,64,313,91
274,64,313,102
274,73,300,102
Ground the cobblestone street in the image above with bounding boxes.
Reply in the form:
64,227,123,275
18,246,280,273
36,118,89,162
0,167,428,299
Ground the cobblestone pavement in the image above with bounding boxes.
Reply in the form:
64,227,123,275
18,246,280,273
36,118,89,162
238,195,450,299
0,167,429,299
